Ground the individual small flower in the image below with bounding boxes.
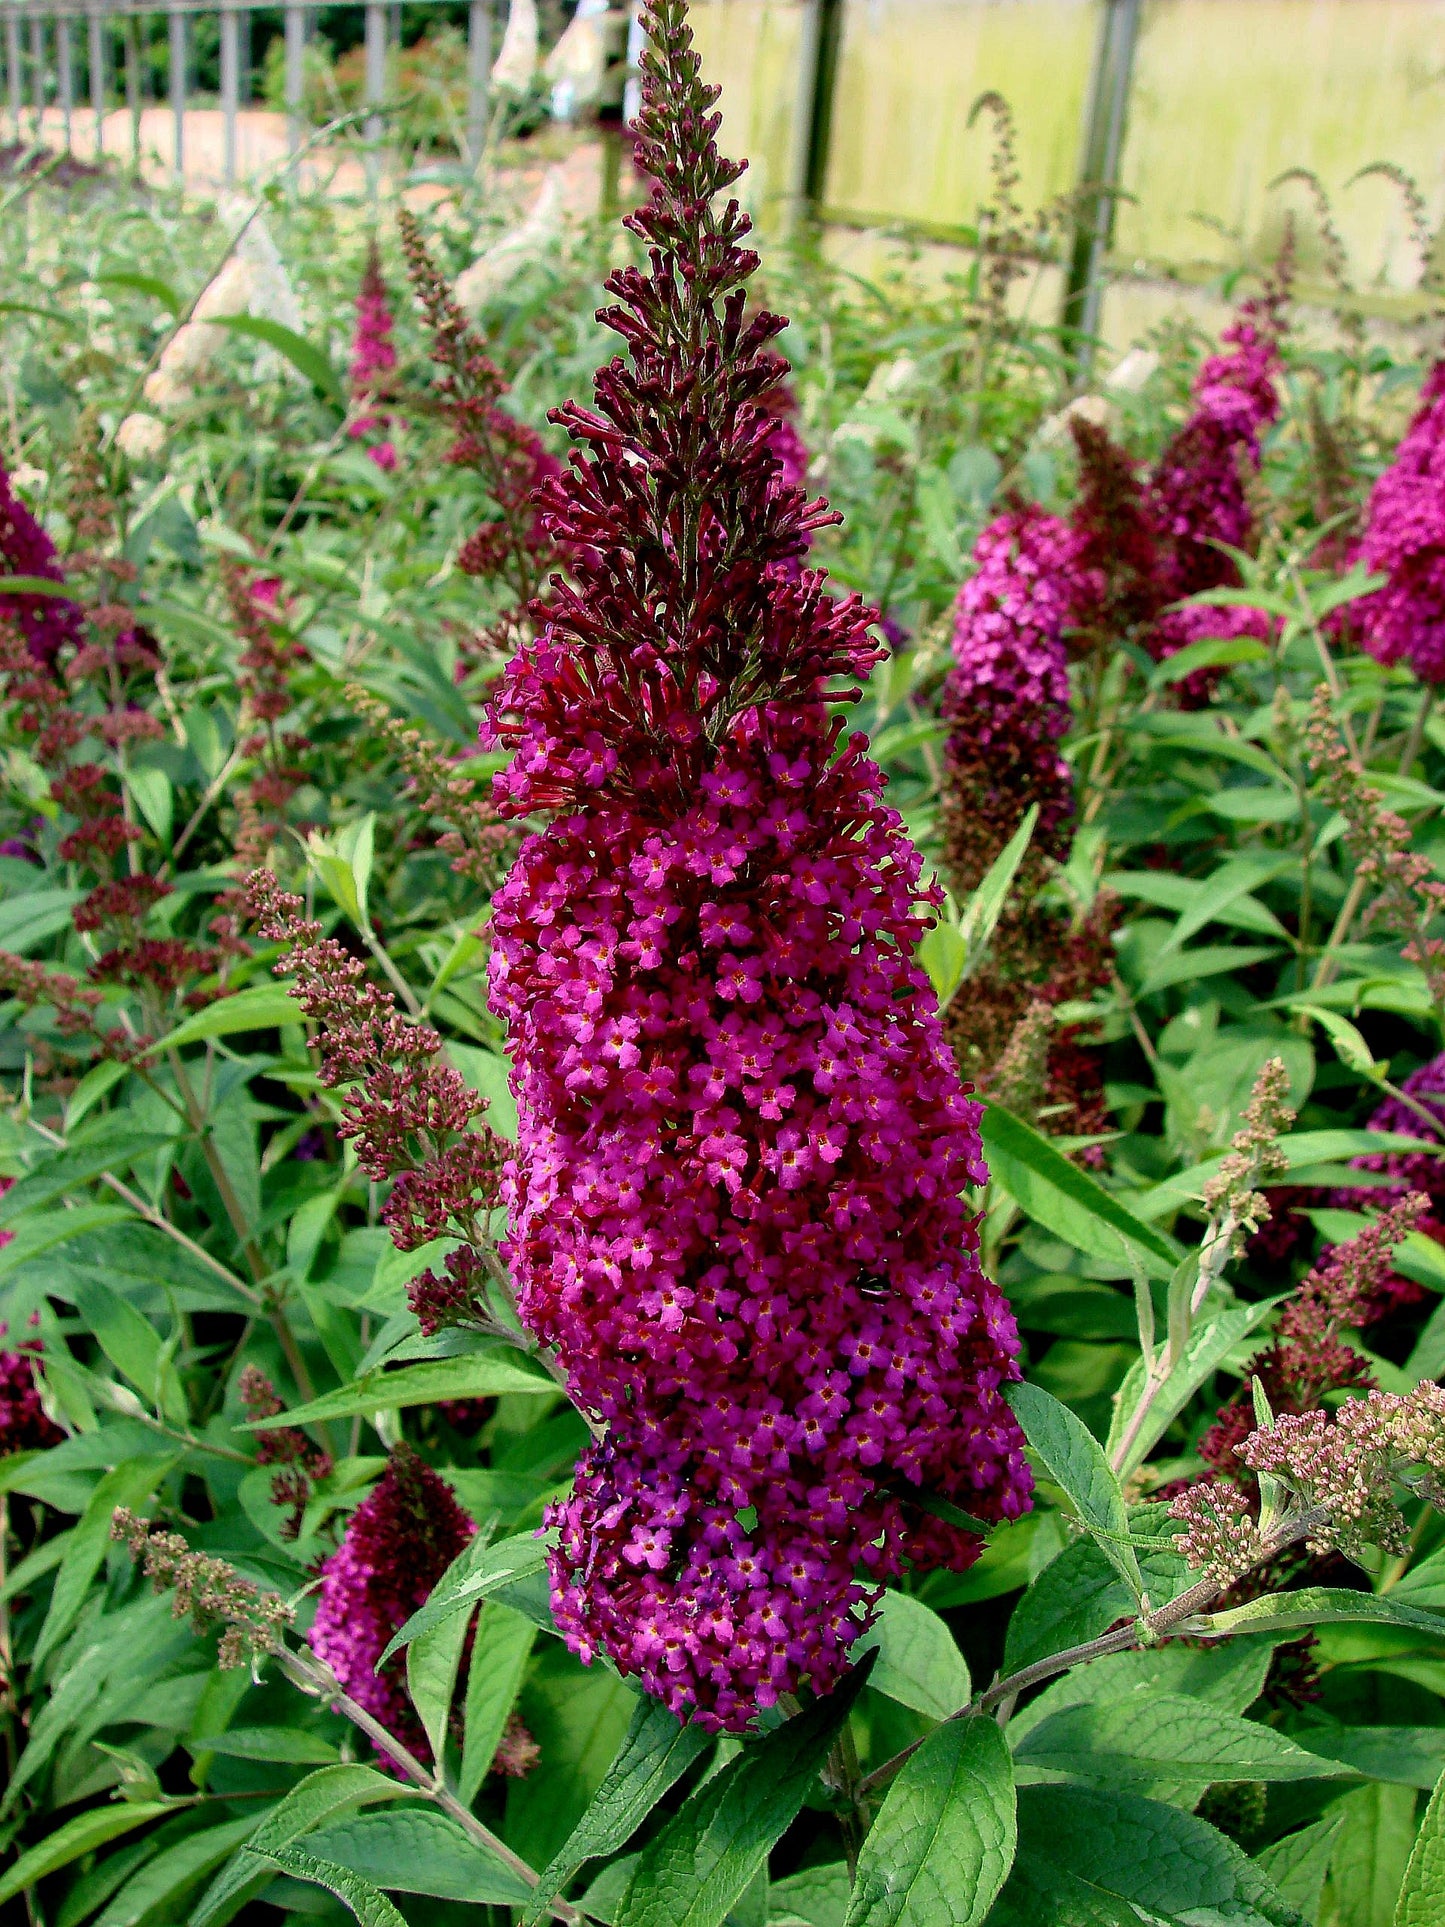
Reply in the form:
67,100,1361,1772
308,1446,475,1767
0,1323,64,1454
349,241,401,473
1355,359,1445,682
0,460,84,665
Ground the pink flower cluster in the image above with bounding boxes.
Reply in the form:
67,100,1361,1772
484,0,1030,1730
1145,302,1283,669
1356,362,1445,682
0,1323,63,1455
0,461,84,664
309,1445,474,1768
348,243,400,473
943,503,1093,858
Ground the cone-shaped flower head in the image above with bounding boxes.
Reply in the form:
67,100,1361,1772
941,503,1091,893
349,242,400,473
1145,294,1283,672
484,0,1030,1731
309,1445,474,1767
0,463,83,664
1357,361,1445,683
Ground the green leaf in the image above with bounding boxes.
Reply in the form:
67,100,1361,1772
0,572,81,599
460,1602,537,1804
1297,1725,1445,1790
1147,630,1271,687
1006,1381,1143,1600
260,1845,408,1926
1191,1589,1445,1642
192,1764,404,1925
210,314,345,403
769,1864,851,1927
95,270,182,310
1256,1815,1342,1924
0,1120,176,1222
1396,1763,1445,1924
1106,1297,1284,1479
857,1590,971,1721
35,1456,177,1665
981,1102,1182,1278
70,1277,186,1422
0,1206,140,1284
126,764,173,846
406,1595,471,1768
299,1808,532,1904
1013,1693,1355,1785
192,1725,342,1765
142,984,305,1054
523,1697,711,1927
956,804,1039,973
990,1786,1307,1926
844,1716,1014,1927
0,1801,171,1909
250,1352,555,1432
0,885,82,953
1005,1635,1284,1746
612,1657,875,1927
378,1530,554,1668
1330,1784,1418,1927
93,1815,260,1927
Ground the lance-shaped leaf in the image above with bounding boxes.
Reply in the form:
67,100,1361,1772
612,1655,875,1927
247,1352,555,1430
378,1530,555,1668
193,1765,405,1924
1397,1762,1445,1925
1013,1693,1355,1786
1007,1382,1143,1601
844,1715,1015,1927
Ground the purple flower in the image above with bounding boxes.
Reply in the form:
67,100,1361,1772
483,0,1030,1732
1345,1051,1445,1224
941,504,1091,884
309,1445,474,1768
0,1323,64,1455
1144,297,1284,688
349,243,401,472
1356,363,1445,683
0,464,83,665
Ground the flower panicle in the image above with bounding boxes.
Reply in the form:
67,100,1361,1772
111,1505,294,1669
1199,1055,1296,1251
308,1445,474,1769
244,871,505,1262
483,0,1031,1730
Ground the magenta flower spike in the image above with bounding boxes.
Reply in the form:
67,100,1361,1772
349,241,401,473
0,463,84,664
0,1324,63,1456
1146,296,1283,673
942,503,1090,878
309,1446,474,1767
1357,362,1445,683
484,0,1030,1730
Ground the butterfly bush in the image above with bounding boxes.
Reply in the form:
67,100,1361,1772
483,0,1030,1730
309,1445,475,1768
941,503,1093,890
1356,361,1445,682
349,242,400,473
0,1325,63,1455
0,461,84,665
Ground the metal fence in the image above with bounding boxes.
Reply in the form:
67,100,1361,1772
0,0,498,180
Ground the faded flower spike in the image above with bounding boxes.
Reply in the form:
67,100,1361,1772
111,1506,294,1670
483,0,1030,1730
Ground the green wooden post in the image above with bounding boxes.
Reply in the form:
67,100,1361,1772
802,0,844,214
1062,0,1142,377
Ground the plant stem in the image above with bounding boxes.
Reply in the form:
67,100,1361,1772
276,1646,583,1925
854,1508,1328,1800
